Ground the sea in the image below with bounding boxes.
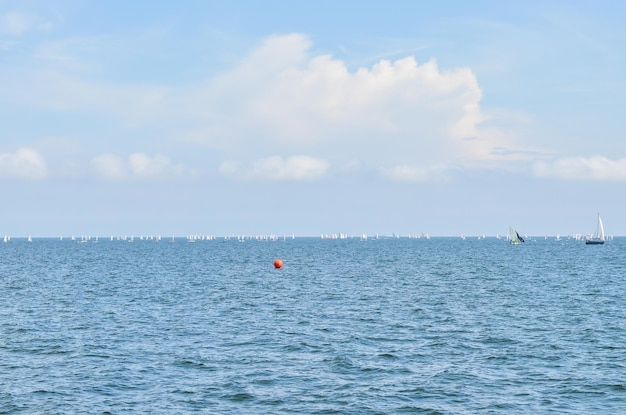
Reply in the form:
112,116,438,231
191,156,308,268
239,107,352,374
1,236,624,414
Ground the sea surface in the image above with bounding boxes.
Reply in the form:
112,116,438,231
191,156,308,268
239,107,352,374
1,236,624,414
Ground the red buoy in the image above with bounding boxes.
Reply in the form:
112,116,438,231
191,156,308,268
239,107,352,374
273,259,283,269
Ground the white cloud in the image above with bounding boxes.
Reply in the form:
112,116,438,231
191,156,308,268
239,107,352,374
0,12,30,36
221,46,483,146
381,164,454,183
92,153,185,181
533,156,626,181
0,148,47,179
92,154,128,180
0,12,50,36
220,155,329,181
185,34,526,174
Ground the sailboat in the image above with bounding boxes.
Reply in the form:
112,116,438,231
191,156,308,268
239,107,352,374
508,226,525,244
585,213,605,245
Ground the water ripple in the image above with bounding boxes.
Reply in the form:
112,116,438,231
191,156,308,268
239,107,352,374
1,237,625,413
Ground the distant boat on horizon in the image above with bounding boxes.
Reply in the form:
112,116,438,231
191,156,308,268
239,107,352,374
585,213,606,245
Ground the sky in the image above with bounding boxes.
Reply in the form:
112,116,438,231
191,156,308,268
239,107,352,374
1,0,626,237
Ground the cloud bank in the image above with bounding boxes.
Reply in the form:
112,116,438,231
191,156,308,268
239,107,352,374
0,148,47,180
380,164,455,183
91,153,185,181
533,156,626,181
220,155,329,181
7,31,622,183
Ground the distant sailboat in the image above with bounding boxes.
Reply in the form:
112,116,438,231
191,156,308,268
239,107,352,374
585,213,605,245
508,226,524,244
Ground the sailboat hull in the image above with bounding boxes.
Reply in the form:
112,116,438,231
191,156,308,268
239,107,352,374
585,239,605,245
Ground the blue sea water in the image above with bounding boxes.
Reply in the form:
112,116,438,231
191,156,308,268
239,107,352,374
1,236,624,414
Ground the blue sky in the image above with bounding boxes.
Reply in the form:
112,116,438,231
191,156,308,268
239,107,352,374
1,0,625,237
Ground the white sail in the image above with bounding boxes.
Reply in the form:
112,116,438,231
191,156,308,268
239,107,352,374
509,226,524,244
592,214,605,240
